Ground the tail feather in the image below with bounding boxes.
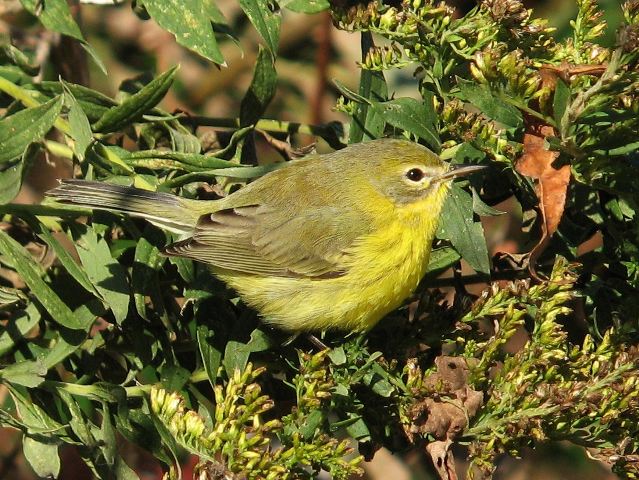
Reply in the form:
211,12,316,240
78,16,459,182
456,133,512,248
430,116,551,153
47,179,204,234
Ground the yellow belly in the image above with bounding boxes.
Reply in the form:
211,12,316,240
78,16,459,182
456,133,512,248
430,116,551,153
219,214,436,332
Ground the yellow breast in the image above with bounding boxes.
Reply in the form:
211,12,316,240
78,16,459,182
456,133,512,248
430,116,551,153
220,186,448,332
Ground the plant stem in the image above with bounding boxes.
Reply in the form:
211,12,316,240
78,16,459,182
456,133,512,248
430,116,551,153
0,77,71,135
427,269,530,288
0,76,40,108
45,140,74,159
40,368,211,400
179,117,346,149
0,203,90,217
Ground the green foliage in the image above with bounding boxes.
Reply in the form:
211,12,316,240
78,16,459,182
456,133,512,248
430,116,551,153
1,0,639,479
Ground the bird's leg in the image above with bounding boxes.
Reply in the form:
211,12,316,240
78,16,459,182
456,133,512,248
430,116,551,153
306,333,328,351
281,332,328,350
282,333,300,346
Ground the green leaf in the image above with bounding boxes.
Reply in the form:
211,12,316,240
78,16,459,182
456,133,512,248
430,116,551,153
160,365,191,392
457,79,523,129
240,0,281,54
58,390,96,447
223,329,273,374
20,0,83,40
425,246,461,277
0,160,25,205
438,184,490,274
80,43,108,76
1,321,85,386
0,143,39,205
29,217,99,297
41,320,89,369
73,225,130,324
132,228,167,321
595,141,639,156
124,149,241,170
472,189,505,216
100,403,116,467
38,81,117,122
64,87,93,161
0,303,40,357
114,407,163,462
453,142,486,163
169,255,195,283
345,415,370,442
553,78,571,130
197,325,222,385
78,382,126,403
0,285,27,308
0,229,91,331
370,96,440,151
1,358,47,388
203,1,239,46
114,457,139,480
282,0,329,13
22,437,60,478
0,44,39,76
349,32,387,142
0,95,63,164
167,124,201,153
240,46,277,126
19,0,106,74
368,371,394,397
7,385,64,436
299,410,324,439
328,346,347,365
93,67,178,133
142,0,225,65
148,402,182,469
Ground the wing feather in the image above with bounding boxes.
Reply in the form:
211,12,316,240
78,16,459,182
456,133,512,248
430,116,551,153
163,204,369,278
162,153,382,278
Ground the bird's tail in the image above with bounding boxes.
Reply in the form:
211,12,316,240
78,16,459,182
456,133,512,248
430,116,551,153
47,179,206,234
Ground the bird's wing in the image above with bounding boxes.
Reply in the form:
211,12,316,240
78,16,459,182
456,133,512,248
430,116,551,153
163,203,371,278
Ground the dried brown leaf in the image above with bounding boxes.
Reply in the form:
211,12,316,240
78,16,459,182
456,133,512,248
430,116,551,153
405,356,484,479
515,120,571,280
426,439,458,480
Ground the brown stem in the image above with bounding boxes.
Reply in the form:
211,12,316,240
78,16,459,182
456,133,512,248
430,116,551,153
311,11,332,125
49,1,89,85
427,269,531,288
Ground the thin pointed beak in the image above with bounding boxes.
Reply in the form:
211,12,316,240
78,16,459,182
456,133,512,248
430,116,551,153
436,164,488,182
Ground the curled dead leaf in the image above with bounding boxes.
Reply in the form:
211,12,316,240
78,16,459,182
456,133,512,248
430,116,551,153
515,119,571,280
404,356,484,480
426,440,457,480
539,63,607,86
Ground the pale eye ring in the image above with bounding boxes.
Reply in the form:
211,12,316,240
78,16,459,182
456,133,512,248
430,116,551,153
406,168,425,182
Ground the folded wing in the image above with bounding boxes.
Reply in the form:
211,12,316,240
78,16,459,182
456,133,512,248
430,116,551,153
164,203,369,278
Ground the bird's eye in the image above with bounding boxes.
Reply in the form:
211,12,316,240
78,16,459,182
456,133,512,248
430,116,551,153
406,168,425,182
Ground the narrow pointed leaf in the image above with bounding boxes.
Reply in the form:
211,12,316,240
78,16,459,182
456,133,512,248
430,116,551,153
240,46,277,126
93,67,178,133
0,95,63,164
0,230,91,330
142,0,225,65
240,0,281,53
20,0,83,40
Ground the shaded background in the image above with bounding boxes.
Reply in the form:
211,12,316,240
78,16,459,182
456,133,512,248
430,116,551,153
0,0,627,478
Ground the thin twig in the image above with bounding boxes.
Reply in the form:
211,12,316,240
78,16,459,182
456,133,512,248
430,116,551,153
428,269,531,288
311,11,332,125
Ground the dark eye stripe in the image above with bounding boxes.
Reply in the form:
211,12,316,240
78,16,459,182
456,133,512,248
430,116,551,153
406,168,425,182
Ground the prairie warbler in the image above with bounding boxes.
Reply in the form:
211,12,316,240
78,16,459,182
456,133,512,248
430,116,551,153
48,139,485,332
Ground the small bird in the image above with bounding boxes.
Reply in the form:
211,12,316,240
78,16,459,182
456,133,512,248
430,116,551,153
48,139,485,332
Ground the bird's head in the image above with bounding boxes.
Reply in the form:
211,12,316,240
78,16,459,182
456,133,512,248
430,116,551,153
348,138,486,205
